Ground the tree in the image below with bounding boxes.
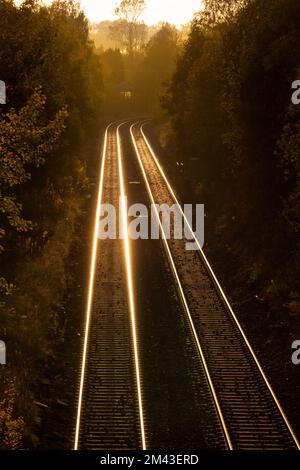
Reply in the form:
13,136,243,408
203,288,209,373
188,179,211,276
198,0,248,26
0,88,67,255
0,0,104,448
164,0,300,348
115,0,146,24
134,24,178,114
110,0,147,55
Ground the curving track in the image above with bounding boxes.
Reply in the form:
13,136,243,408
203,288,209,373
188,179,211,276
74,123,145,450
130,121,300,451
74,120,300,451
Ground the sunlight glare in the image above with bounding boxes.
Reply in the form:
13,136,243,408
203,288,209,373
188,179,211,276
16,1,203,26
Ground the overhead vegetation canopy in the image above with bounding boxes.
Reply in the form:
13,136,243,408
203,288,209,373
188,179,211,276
164,0,300,363
0,0,103,448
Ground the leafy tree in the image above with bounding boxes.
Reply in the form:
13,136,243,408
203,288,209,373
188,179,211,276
0,378,24,450
99,48,126,116
278,73,300,238
115,0,146,25
164,0,300,367
110,0,147,55
0,88,67,252
135,24,178,114
100,48,125,85
0,0,104,448
200,0,248,25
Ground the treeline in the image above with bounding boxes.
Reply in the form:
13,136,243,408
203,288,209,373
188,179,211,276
164,0,300,425
0,0,103,448
90,0,186,118
98,23,180,117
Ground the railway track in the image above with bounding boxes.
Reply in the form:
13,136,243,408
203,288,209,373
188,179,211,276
130,121,300,451
74,123,145,450
74,120,299,450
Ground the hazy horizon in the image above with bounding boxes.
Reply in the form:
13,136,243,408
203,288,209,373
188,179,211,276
15,0,203,26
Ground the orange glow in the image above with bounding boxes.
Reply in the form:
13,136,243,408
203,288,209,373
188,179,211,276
139,123,300,451
130,122,233,450
74,123,111,450
117,123,146,450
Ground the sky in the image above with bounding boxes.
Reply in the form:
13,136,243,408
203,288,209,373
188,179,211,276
82,0,203,26
16,1,203,26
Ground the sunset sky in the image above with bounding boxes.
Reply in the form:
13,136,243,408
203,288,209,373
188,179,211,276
81,0,203,25
16,0,203,26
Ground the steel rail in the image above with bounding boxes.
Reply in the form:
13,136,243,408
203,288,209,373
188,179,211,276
130,122,233,450
139,122,300,451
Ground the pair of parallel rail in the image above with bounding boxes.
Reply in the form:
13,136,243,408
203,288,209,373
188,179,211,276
74,121,299,451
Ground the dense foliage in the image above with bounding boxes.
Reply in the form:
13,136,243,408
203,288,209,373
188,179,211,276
1,0,300,448
0,0,103,448
98,23,179,117
164,0,300,426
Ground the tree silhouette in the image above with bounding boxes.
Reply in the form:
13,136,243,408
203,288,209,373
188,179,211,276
110,0,147,55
